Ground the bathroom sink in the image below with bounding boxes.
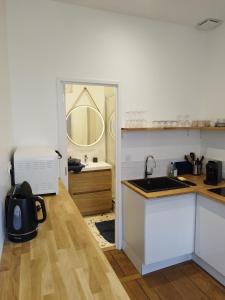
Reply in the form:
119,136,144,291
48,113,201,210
82,161,112,172
128,176,189,193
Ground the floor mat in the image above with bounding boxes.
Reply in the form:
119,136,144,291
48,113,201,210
95,220,115,243
84,212,115,248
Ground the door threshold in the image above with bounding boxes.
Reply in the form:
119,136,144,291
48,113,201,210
102,245,116,252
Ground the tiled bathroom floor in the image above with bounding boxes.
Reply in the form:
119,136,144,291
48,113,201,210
84,212,115,248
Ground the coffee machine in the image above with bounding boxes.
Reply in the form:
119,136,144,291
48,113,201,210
204,160,222,185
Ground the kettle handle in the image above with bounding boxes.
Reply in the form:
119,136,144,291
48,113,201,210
35,196,47,223
55,150,62,159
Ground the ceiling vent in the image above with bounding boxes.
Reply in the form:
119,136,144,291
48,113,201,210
196,18,223,31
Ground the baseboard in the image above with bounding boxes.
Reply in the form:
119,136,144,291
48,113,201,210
193,254,225,287
142,254,193,275
123,240,193,275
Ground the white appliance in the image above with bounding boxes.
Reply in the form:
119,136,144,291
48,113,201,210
14,147,59,195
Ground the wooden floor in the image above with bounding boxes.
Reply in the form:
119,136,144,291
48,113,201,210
105,250,225,300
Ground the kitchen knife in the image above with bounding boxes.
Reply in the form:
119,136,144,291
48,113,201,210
185,155,194,165
190,152,195,162
199,155,204,164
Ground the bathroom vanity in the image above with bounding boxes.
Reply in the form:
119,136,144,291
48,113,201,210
69,162,112,215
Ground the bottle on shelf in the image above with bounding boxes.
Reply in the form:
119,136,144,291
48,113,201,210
173,165,178,177
169,162,178,177
169,162,174,177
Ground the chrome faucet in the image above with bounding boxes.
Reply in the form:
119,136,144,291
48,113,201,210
145,155,156,178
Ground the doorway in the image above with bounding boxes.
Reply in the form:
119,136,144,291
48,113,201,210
57,79,121,249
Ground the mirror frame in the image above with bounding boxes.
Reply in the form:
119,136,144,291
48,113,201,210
66,105,105,147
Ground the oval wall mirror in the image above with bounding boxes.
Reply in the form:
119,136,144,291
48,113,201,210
66,105,105,147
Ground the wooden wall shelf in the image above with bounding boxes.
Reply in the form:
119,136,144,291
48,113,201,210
121,127,225,132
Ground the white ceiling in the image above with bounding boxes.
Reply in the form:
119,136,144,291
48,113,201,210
53,0,225,27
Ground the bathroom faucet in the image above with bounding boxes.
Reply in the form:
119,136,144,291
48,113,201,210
145,155,156,178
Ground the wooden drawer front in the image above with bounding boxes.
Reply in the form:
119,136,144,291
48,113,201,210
72,190,112,215
69,170,112,194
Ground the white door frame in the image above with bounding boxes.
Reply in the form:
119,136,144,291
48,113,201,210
56,78,122,249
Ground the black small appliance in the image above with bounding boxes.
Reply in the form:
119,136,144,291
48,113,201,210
5,181,47,243
204,160,222,185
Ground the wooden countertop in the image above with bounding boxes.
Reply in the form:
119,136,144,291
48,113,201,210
0,181,129,300
122,175,225,205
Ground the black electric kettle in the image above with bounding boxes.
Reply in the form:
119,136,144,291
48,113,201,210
5,181,47,243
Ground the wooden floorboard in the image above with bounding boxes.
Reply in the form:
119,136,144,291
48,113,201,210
104,250,225,300
144,270,184,300
123,280,150,300
104,249,138,279
161,266,209,300
179,262,225,300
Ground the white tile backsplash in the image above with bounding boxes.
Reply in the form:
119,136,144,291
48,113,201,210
121,130,201,180
122,157,225,180
122,158,181,180
122,130,201,163
121,129,225,180
201,131,225,179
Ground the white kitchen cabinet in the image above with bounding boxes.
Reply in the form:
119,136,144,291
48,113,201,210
123,186,145,269
145,193,196,265
195,194,225,277
123,186,196,274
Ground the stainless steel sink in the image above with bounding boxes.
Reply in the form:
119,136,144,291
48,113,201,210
128,176,189,193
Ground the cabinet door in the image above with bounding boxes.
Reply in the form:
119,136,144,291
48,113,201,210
145,194,196,265
69,170,111,194
195,195,225,276
71,190,112,216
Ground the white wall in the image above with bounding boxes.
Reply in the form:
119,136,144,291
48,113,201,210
199,23,225,176
200,23,225,120
6,0,208,150
0,0,12,256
